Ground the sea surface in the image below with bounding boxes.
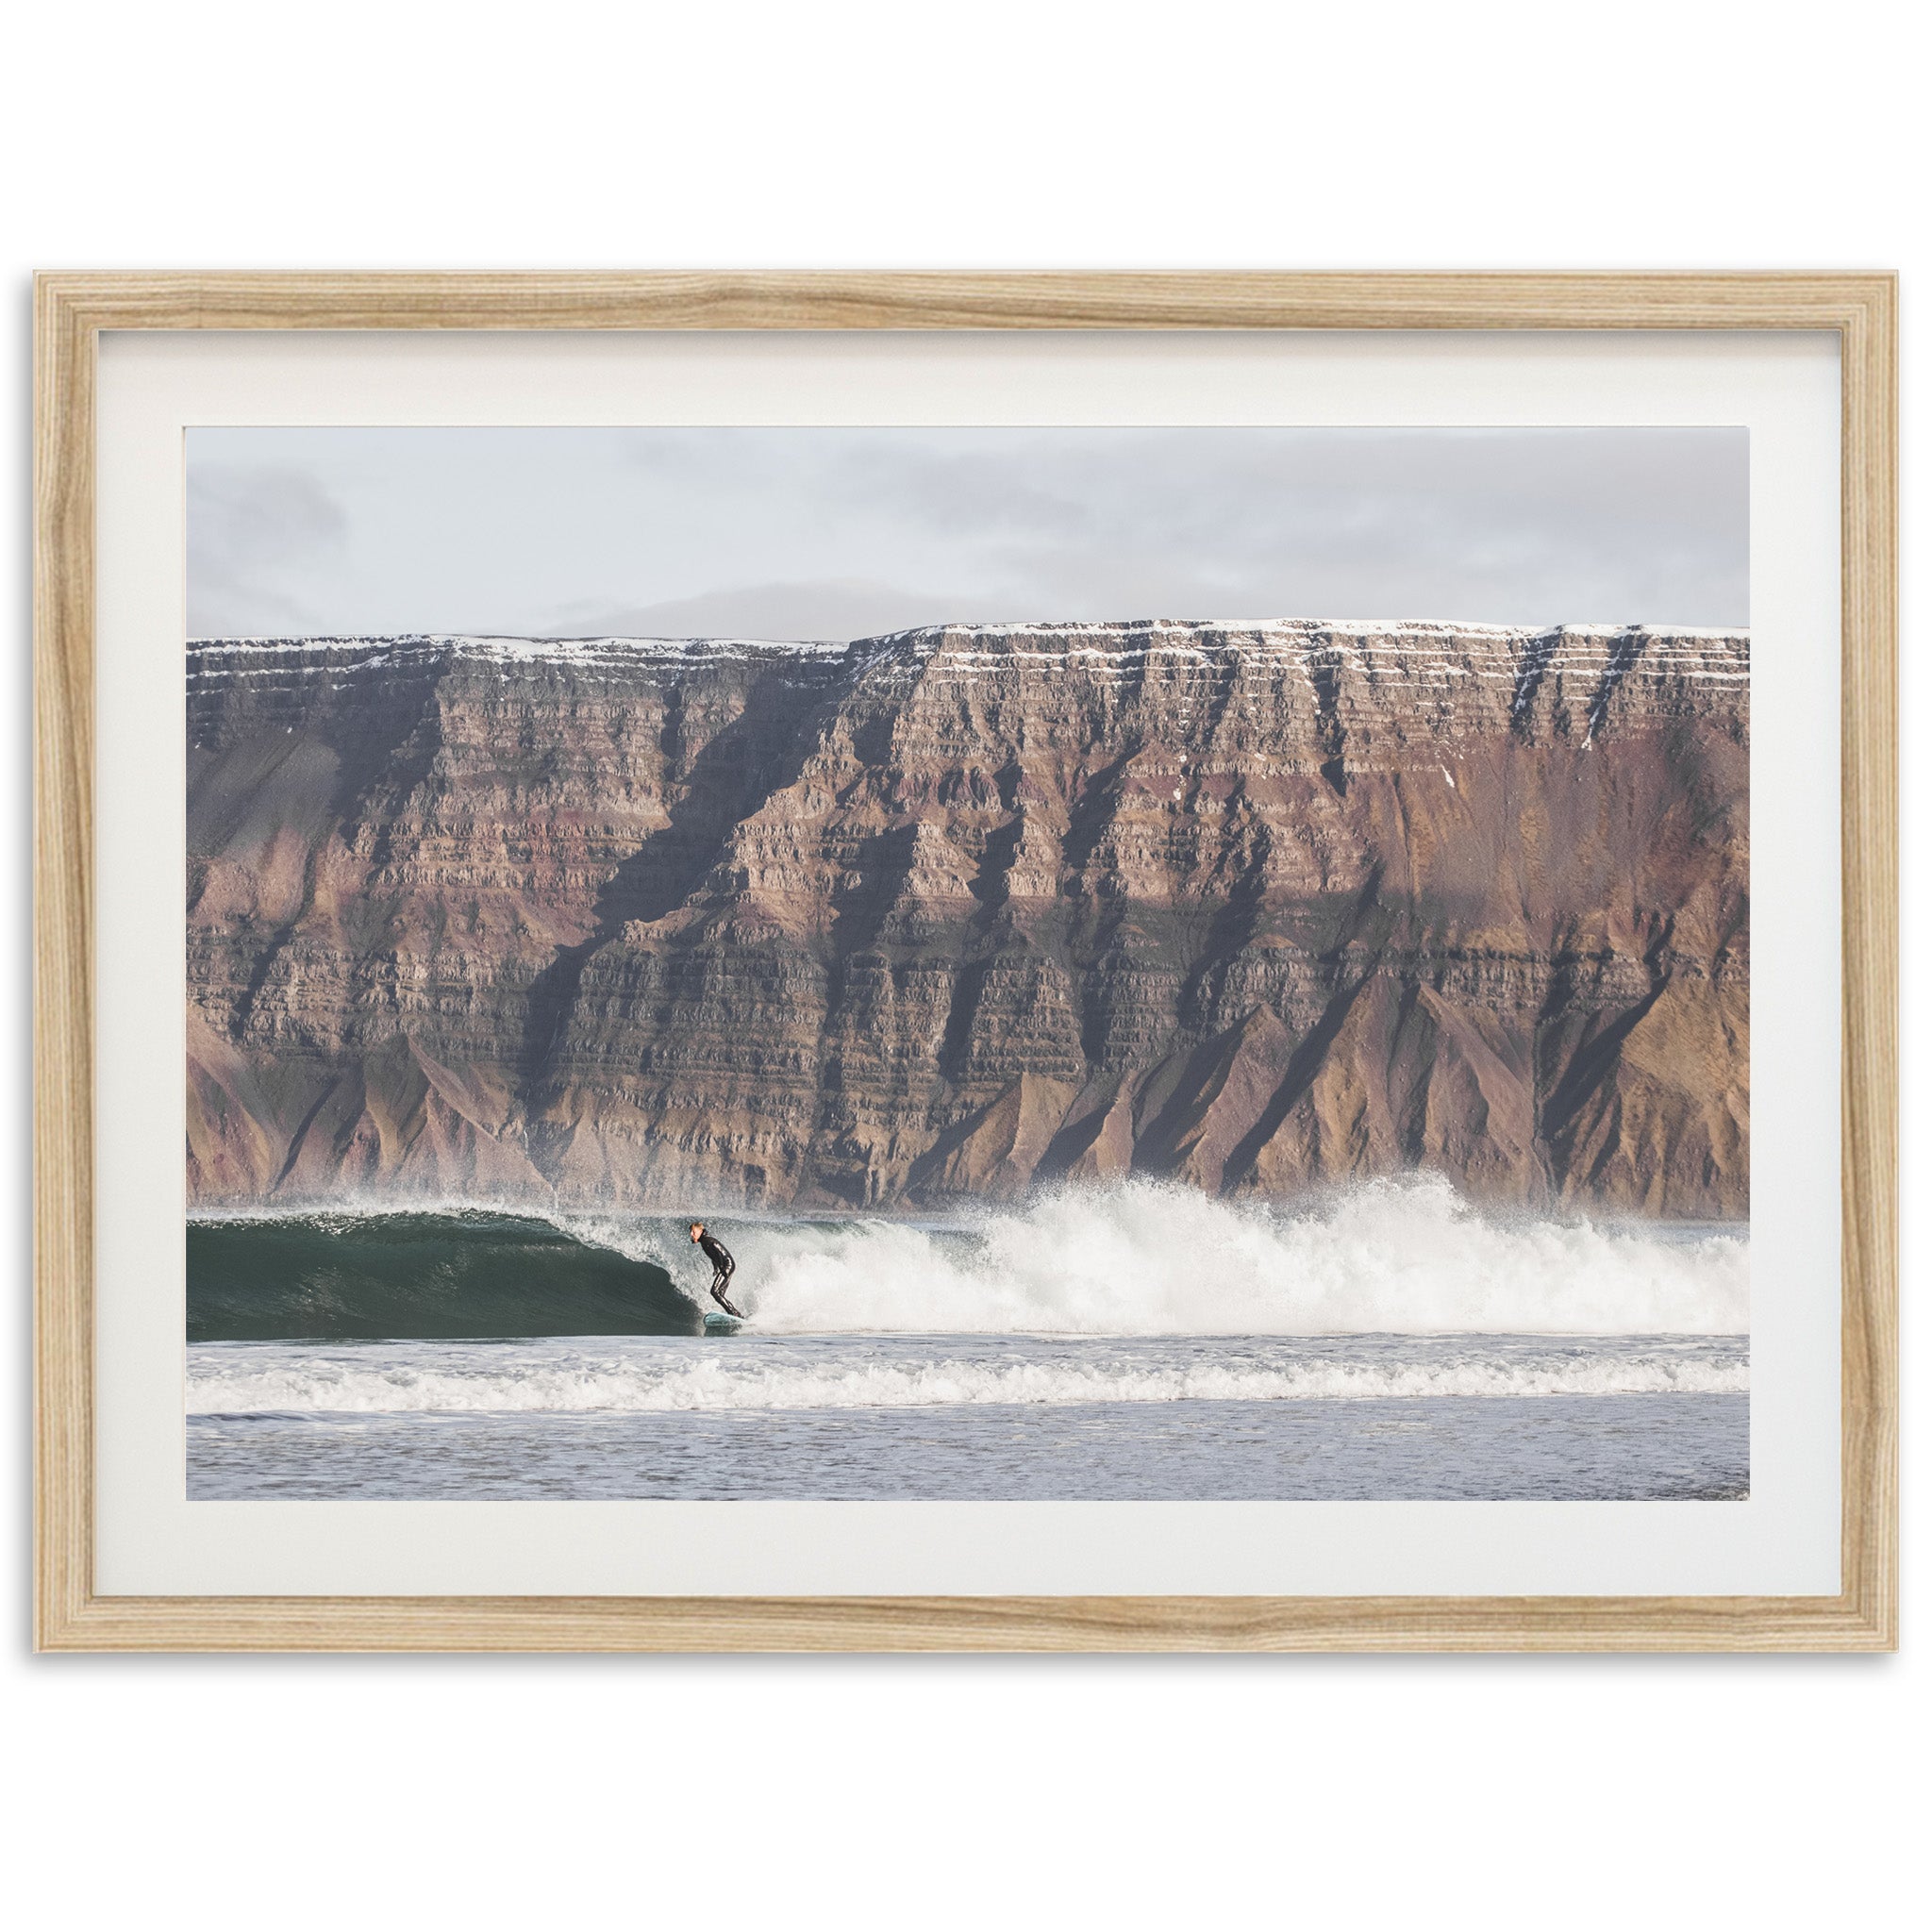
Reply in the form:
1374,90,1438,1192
185,1178,1750,1503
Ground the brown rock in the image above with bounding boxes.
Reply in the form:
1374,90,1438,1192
908,1072,1078,1202
184,621,1750,1218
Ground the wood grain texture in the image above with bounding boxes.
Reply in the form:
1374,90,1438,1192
1836,277,1900,1652
22,269,1902,334
34,275,96,1658
26,1589,1904,1654
32,272,1899,1652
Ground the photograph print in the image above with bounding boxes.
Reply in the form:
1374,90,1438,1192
183,425,1750,1503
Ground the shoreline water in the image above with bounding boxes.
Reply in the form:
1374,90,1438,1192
181,1182,1750,1502
186,1333,1750,1504
186,1175,1750,1342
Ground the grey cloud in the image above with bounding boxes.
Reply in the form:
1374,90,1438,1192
187,426,1747,641
543,580,1014,643
825,441,1098,544
189,465,350,637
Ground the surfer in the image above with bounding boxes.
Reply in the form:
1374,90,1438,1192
690,1222,745,1318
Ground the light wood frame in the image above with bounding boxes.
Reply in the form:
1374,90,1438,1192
34,273,1898,1652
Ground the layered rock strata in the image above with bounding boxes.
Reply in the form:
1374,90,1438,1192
186,621,1750,1217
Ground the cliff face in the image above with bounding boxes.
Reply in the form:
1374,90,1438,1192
186,621,1749,1218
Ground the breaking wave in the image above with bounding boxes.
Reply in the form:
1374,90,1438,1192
186,1336,1748,1416
189,1175,1747,1341
186,1209,688,1341
703,1178,1747,1336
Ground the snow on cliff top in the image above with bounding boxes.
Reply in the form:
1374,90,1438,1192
855,618,1746,651
189,618,1749,660
188,633,852,659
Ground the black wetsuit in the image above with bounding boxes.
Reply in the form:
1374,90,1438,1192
697,1231,743,1317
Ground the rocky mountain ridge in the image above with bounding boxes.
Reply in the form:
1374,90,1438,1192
186,620,1750,1217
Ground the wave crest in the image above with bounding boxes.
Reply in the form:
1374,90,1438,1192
189,1177,1747,1341
187,1337,1748,1416
608,1176,1747,1337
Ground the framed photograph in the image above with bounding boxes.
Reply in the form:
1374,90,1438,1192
34,274,1895,1651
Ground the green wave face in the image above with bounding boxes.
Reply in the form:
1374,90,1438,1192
187,1210,694,1341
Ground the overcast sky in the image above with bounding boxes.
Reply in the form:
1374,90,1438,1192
187,425,1748,640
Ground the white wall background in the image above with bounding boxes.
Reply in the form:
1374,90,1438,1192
2,4,1920,1926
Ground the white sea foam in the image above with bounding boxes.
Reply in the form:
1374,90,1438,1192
186,1335,1748,1417
587,1175,1748,1338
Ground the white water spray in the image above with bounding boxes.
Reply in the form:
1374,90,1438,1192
586,1175,1746,1338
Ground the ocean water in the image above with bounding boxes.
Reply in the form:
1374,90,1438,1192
185,1177,1750,1502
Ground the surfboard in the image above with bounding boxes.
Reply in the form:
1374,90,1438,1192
703,1310,746,1335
